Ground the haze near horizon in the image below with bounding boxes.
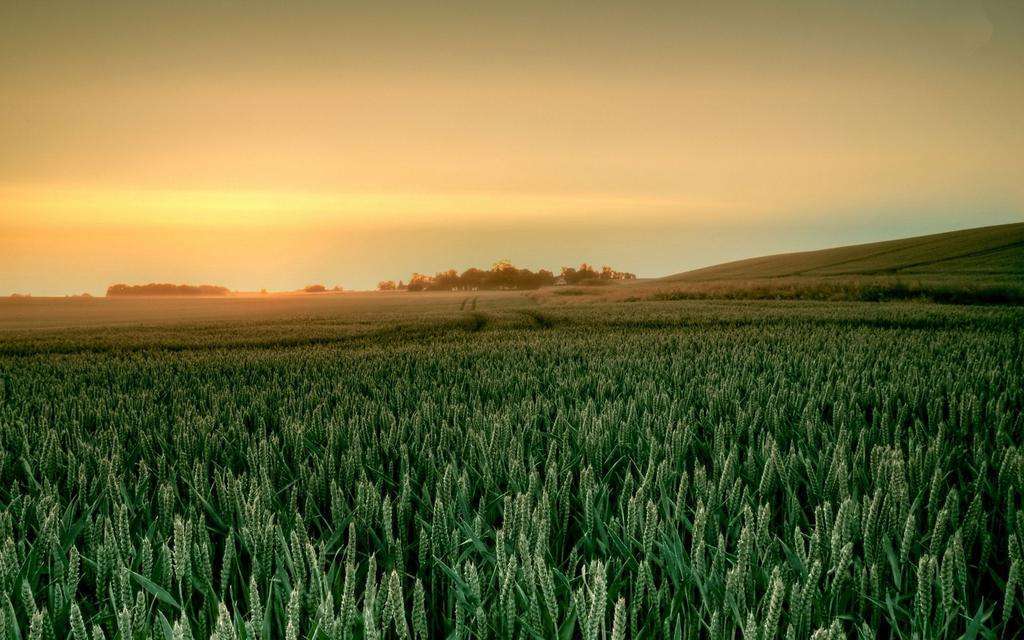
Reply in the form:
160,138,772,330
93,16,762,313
2,0,1022,295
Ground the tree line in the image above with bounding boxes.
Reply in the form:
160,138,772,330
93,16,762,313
300,284,344,293
106,283,230,297
378,260,636,291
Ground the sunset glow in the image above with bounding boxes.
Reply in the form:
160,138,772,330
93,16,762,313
2,1,1022,294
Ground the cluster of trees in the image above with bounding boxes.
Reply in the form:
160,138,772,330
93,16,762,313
106,283,230,297
379,261,635,291
560,263,637,284
301,284,343,293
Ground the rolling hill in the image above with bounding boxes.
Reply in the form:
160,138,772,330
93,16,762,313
664,222,1023,282
597,222,1024,304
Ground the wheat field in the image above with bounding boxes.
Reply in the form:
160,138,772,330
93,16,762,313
0,299,1021,639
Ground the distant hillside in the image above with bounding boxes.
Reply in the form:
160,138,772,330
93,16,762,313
665,222,1024,282
106,283,230,297
620,223,1024,304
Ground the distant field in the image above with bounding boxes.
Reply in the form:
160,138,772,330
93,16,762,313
616,223,1024,304
0,291,526,331
1,296,1022,639
664,223,1024,281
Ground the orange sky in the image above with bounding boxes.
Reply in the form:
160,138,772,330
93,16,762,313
2,1,1022,294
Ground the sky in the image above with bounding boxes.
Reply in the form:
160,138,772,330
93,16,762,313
2,0,1022,295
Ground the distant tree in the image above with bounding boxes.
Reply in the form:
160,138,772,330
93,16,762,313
535,268,556,287
600,265,636,280
106,283,229,297
559,263,604,284
434,269,460,290
577,263,598,281
377,280,397,291
303,284,327,293
394,261,631,291
407,273,433,292
460,268,486,290
488,259,519,289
